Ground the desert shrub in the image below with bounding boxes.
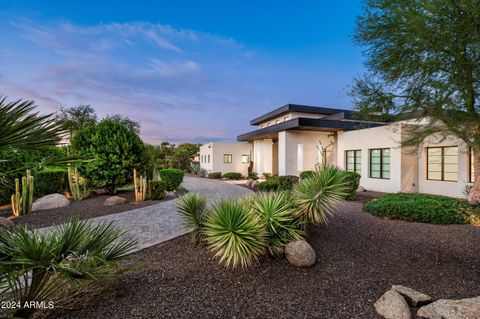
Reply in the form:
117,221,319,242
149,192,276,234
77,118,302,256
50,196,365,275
293,165,349,225
189,162,201,175
262,172,272,180
344,171,361,200
34,168,69,196
248,172,259,180
223,172,242,180
363,193,470,224
463,184,473,198
148,180,166,200
208,172,222,179
176,193,209,244
300,170,315,180
257,179,280,192
198,167,208,177
0,219,136,318
71,119,145,193
251,192,304,255
159,168,184,191
278,175,298,190
202,199,267,268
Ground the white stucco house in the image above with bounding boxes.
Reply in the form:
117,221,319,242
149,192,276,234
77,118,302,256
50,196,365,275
199,104,472,198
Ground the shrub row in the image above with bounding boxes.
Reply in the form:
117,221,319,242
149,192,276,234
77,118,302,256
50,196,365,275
208,172,222,179
223,172,242,180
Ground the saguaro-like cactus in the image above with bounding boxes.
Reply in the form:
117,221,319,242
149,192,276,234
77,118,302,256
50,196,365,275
11,178,21,217
68,164,83,201
11,170,34,216
133,168,147,202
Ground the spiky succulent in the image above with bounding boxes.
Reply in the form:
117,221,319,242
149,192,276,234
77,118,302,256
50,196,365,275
176,192,209,244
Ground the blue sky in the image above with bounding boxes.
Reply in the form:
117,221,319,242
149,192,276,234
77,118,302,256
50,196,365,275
0,1,365,144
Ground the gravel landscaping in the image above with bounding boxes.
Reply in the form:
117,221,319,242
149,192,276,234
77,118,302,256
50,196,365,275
45,201,480,319
7,188,187,229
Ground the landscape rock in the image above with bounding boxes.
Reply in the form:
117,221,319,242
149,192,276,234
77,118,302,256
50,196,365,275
104,196,128,206
284,240,316,267
32,194,70,211
357,185,366,192
246,179,253,187
251,180,260,188
374,289,412,319
95,189,108,195
392,285,432,307
417,296,480,319
166,191,176,198
0,217,14,231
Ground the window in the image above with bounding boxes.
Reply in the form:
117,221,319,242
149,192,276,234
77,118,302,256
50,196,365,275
426,146,458,181
284,116,289,121
241,154,250,164
276,120,280,124
223,154,232,164
297,144,304,171
470,148,475,183
369,148,390,179
201,155,203,163
207,155,210,163
267,123,272,127
345,150,362,175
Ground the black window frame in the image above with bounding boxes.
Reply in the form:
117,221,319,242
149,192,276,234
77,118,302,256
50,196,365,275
369,148,390,179
345,149,362,174
223,154,233,164
426,146,458,182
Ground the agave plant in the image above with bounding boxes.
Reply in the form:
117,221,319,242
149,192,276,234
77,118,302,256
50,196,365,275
0,220,136,318
293,165,349,225
203,199,267,268
176,193,209,244
251,192,304,255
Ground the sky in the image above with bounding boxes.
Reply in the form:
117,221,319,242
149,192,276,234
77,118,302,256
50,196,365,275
0,0,365,144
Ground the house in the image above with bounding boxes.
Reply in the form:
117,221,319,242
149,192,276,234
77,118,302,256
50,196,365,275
199,104,471,198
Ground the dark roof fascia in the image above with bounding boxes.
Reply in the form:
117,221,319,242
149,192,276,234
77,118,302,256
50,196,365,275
237,117,386,142
249,104,351,125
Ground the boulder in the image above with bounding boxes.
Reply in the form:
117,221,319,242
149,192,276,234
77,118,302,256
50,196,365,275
357,185,366,192
165,191,176,198
417,296,480,319
104,196,128,206
374,289,412,319
251,180,260,188
392,285,432,307
0,217,14,231
246,179,254,187
32,194,70,211
284,240,316,267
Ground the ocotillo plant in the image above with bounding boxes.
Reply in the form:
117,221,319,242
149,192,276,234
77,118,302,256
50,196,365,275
11,170,34,216
68,163,83,201
133,168,147,202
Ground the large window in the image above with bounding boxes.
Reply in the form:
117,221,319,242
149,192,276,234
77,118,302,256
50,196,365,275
241,154,250,164
426,146,458,181
369,148,390,179
207,155,210,163
345,150,362,175
223,154,232,164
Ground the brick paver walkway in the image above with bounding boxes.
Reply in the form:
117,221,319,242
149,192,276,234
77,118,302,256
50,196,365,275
41,176,253,252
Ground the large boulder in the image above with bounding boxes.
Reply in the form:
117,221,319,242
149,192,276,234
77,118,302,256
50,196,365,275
32,194,70,211
104,196,128,206
284,240,316,268
357,185,366,192
374,289,412,319
392,285,432,307
417,296,480,319
0,217,14,231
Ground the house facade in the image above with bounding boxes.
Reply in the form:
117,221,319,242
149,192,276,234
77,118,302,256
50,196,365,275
199,104,471,198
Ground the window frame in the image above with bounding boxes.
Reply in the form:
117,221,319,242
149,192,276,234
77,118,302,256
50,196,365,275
223,154,233,164
241,154,250,164
426,146,458,182
369,148,390,179
345,149,362,175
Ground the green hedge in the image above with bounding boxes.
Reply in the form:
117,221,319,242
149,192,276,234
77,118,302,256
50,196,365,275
34,168,69,197
344,171,361,200
148,180,166,200
208,172,222,179
159,168,184,191
257,179,279,192
223,172,242,180
299,170,315,180
278,175,298,190
363,193,470,224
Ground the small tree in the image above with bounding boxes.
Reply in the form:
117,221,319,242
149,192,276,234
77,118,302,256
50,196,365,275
71,119,145,193
57,105,97,137
352,0,480,203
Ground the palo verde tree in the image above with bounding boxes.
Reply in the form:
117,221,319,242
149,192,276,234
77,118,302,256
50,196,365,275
351,0,480,203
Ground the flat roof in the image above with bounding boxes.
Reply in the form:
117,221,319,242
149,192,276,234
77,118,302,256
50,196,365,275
237,117,385,142
250,104,352,125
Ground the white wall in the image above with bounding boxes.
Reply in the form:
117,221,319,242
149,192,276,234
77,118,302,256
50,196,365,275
200,142,252,176
199,143,214,172
253,139,273,175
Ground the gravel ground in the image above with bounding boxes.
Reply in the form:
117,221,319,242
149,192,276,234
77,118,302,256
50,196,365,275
46,201,480,319
9,189,187,229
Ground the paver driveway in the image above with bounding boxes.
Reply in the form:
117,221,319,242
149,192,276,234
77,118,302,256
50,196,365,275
40,176,253,252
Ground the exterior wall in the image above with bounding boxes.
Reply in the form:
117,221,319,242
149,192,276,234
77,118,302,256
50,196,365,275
337,124,404,193
417,135,468,198
258,112,326,128
200,142,252,176
253,139,273,175
278,130,336,176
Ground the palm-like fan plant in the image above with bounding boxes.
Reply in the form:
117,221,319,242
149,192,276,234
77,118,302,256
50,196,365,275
176,193,209,244
251,192,304,255
293,165,349,225
0,220,136,318
0,96,65,152
203,199,267,268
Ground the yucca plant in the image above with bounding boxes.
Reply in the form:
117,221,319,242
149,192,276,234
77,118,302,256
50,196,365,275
176,193,209,244
0,220,137,318
293,165,349,225
203,199,267,268
251,192,305,255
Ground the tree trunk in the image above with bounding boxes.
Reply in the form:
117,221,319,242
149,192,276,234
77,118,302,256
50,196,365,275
468,146,480,204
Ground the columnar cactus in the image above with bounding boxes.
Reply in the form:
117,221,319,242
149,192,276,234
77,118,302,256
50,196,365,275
11,178,21,217
11,170,34,216
133,168,147,202
68,164,82,201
